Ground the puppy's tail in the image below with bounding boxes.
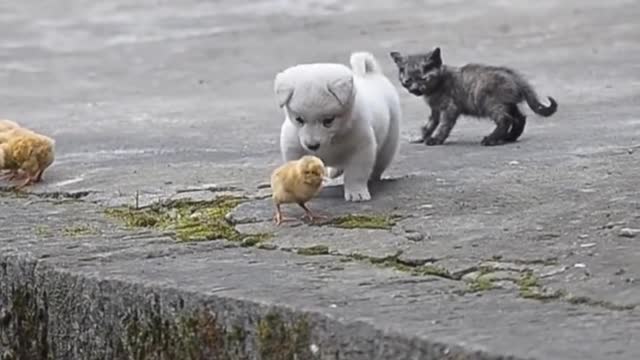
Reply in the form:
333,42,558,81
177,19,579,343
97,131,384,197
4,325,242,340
520,81,558,117
350,51,383,77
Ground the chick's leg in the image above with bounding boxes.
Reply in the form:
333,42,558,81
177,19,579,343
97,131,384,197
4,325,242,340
15,175,35,190
0,170,19,180
273,203,296,226
298,202,327,223
34,168,45,182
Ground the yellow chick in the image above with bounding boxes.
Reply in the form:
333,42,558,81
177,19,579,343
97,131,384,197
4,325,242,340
0,119,20,135
270,155,327,225
0,131,55,189
0,120,31,179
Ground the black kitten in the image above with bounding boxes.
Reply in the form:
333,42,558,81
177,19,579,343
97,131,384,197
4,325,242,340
390,48,557,146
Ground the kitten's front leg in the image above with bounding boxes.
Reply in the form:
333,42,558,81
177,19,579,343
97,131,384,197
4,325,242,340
426,110,458,146
343,142,376,202
410,109,440,144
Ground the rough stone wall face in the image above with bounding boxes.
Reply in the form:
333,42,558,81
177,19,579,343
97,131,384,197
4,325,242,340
0,256,317,360
0,255,500,360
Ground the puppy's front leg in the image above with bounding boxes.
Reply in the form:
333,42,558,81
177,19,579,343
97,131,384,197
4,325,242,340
280,120,306,161
343,143,376,202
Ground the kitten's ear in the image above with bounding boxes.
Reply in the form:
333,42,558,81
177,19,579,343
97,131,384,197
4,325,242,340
274,72,294,108
326,75,354,108
430,47,442,67
389,51,403,64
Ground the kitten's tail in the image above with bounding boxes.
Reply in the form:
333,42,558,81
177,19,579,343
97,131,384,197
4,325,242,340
350,52,383,76
521,83,557,117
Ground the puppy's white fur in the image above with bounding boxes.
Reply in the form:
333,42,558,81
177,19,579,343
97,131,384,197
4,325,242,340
274,52,401,202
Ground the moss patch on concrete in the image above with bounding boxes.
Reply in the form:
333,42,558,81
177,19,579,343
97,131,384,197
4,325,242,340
297,245,330,256
257,312,313,360
330,214,398,230
105,196,269,244
348,252,456,280
517,272,564,301
62,224,98,237
466,276,495,293
565,296,635,311
34,225,53,238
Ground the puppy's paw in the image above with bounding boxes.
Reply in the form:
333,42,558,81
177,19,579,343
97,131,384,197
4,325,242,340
425,137,444,146
409,136,425,144
326,167,344,179
344,185,371,202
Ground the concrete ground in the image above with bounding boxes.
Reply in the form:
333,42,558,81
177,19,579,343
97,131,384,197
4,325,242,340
1,0,639,359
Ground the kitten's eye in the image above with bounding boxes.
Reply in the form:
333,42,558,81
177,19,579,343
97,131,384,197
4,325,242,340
322,117,335,128
295,116,304,125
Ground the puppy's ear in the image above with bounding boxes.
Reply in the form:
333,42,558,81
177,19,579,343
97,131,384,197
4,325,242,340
326,75,354,108
429,47,442,67
273,72,294,108
389,51,403,65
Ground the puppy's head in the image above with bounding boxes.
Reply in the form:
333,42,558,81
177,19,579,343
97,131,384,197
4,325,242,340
296,155,326,187
390,47,443,96
274,64,355,153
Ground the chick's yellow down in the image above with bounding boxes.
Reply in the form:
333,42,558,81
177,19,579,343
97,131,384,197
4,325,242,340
0,119,20,135
0,120,32,179
0,131,55,189
270,155,327,225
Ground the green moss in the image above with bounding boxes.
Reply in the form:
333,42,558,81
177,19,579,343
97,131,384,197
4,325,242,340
297,245,330,256
467,276,495,293
330,214,398,230
62,224,98,237
5,285,50,359
34,225,52,237
517,272,540,289
565,296,635,311
347,252,456,280
105,196,269,244
516,272,565,301
519,288,565,301
241,234,270,248
122,308,316,360
414,264,453,279
257,312,313,360
122,307,231,360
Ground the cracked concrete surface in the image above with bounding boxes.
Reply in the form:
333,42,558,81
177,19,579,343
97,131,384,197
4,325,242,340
1,0,640,359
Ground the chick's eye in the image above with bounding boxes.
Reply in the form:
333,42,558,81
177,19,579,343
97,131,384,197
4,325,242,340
322,117,335,127
295,116,304,125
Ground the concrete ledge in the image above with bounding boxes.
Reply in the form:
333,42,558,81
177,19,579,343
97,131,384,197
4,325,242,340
0,252,514,360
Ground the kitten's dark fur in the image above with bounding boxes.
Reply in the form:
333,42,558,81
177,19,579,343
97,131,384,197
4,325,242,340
390,48,557,146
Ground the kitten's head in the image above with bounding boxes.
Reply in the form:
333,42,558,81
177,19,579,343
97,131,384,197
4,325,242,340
389,47,443,96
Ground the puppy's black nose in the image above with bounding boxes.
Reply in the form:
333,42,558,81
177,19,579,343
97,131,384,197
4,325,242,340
306,143,320,151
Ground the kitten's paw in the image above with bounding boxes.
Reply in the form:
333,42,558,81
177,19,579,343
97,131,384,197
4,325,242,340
425,137,444,146
481,137,506,146
344,185,371,202
326,167,344,179
409,136,425,144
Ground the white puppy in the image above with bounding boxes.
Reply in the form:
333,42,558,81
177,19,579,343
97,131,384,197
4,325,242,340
274,52,401,202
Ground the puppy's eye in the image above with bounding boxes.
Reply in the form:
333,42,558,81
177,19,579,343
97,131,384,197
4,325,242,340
322,117,335,128
295,116,304,125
